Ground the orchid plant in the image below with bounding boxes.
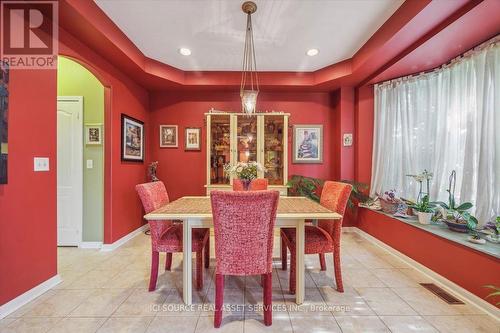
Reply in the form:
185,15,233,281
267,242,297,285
223,161,265,181
436,170,478,230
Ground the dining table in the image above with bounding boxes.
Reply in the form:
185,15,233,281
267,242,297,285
144,195,342,305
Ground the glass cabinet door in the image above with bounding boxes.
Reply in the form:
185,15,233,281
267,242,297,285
209,115,231,185
263,115,285,185
236,115,258,163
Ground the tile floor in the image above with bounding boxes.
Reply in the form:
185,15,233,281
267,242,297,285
1,231,498,333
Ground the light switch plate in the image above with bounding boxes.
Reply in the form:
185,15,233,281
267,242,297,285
34,157,50,171
86,159,93,169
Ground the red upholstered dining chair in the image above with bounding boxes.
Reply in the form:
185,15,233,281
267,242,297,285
232,178,268,191
280,181,352,294
135,181,210,292
210,190,279,328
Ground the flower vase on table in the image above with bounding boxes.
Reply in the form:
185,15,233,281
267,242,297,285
224,161,266,191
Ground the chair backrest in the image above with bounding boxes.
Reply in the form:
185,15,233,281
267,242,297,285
317,181,352,240
232,178,269,191
210,190,279,275
135,181,172,247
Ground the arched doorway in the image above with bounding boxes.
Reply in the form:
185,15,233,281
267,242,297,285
56,56,109,247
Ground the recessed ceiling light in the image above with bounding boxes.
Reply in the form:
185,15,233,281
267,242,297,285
306,48,319,57
179,48,191,56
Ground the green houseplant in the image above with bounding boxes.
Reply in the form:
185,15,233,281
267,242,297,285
436,170,478,232
408,194,437,225
286,175,371,213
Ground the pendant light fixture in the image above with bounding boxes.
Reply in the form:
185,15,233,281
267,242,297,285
240,1,259,115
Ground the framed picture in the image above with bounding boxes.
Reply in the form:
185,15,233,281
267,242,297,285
184,127,201,151
121,114,144,162
160,125,178,148
85,124,103,145
292,124,323,164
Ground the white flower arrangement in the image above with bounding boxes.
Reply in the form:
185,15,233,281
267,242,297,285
223,161,266,181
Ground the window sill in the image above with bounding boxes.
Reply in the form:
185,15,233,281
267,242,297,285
361,208,500,259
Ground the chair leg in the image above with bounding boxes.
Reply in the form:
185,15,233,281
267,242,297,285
289,251,296,294
196,249,203,291
165,252,172,271
214,274,224,328
204,236,210,268
263,273,272,326
149,250,159,292
319,253,326,271
333,248,344,292
281,237,287,271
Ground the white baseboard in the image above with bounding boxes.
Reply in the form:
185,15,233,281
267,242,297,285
0,274,62,320
350,227,500,321
79,241,103,249
100,224,149,252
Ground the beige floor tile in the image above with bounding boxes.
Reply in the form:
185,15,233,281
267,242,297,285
0,318,16,328
320,286,375,316
379,315,439,333
283,288,329,314
195,315,243,333
342,268,386,288
335,315,390,333
392,287,482,315
289,313,342,332
103,269,149,289
372,268,421,288
1,317,61,333
156,288,206,316
47,317,107,333
66,270,121,289
355,287,417,316
22,290,91,317
69,288,133,317
424,315,500,333
96,316,153,333
378,254,411,269
146,316,198,333
113,288,169,317
244,312,293,333
6,291,57,318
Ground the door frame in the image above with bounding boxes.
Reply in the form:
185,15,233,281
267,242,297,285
57,96,84,246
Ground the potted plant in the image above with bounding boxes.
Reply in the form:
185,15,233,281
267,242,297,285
436,170,478,233
286,175,372,213
223,161,265,189
408,194,437,225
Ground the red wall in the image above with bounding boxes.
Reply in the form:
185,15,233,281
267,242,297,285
149,91,338,200
59,29,150,244
354,85,374,185
0,69,58,305
358,209,500,306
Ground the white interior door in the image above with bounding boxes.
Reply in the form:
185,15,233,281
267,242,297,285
57,97,83,246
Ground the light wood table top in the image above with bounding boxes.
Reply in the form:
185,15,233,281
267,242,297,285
144,196,342,220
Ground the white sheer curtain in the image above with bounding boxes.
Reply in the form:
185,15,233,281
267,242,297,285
371,36,500,225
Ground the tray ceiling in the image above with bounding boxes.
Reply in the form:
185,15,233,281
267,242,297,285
95,0,403,72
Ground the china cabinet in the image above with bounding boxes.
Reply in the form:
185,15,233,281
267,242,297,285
206,112,289,195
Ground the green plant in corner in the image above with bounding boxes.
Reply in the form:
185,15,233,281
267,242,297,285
483,285,500,306
286,175,372,213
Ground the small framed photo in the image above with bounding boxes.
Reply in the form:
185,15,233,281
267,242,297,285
85,124,103,145
121,114,144,162
185,127,201,151
292,124,323,164
160,125,178,148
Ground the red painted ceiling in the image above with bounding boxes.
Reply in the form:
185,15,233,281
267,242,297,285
59,0,500,90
